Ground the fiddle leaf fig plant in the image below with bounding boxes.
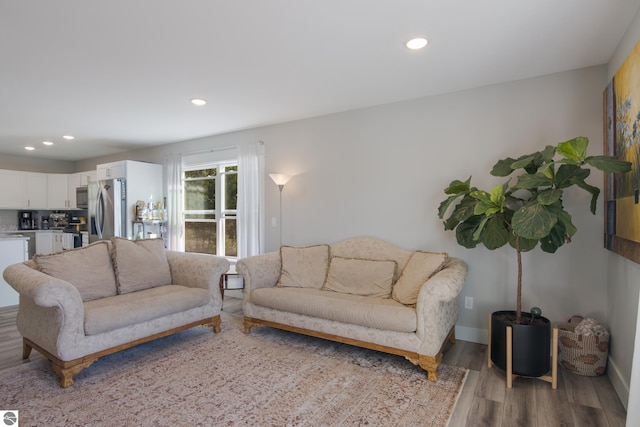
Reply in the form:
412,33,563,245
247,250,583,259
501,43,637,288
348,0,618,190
438,137,631,323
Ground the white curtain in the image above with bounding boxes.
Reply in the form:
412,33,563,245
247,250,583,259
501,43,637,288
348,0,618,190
237,141,265,257
165,153,184,251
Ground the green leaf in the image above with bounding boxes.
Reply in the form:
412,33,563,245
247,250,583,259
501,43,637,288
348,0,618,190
556,209,577,238
438,195,462,219
572,178,600,214
444,177,472,195
508,234,538,252
540,145,556,162
536,189,562,205
554,164,590,188
557,137,588,162
482,215,510,249
511,155,537,170
540,221,567,253
491,158,517,177
512,202,558,240
514,173,553,189
455,218,481,248
472,216,490,241
585,156,632,173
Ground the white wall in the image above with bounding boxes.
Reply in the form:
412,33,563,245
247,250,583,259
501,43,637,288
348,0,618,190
0,154,73,173
607,7,640,418
77,65,611,338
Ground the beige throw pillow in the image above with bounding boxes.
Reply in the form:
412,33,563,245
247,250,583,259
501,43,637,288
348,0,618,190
277,245,329,289
112,238,172,294
392,251,448,305
34,241,117,302
323,256,396,298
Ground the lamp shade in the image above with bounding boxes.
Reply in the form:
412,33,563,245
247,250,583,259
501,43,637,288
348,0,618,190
269,173,292,186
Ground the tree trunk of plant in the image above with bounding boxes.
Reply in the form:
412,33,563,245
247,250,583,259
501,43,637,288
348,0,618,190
516,236,522,324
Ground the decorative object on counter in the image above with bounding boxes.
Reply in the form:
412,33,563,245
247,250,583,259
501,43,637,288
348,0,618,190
556,315,610,376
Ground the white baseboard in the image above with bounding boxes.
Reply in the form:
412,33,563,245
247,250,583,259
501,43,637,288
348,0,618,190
607,358,630,410
455,325,488,345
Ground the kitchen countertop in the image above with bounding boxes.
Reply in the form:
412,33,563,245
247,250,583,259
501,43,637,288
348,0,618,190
0,234,30,240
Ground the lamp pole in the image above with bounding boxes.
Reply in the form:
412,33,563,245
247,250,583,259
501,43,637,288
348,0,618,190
269,174,292,247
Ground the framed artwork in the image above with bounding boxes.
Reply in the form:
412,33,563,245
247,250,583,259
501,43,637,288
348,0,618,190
604,39,640,264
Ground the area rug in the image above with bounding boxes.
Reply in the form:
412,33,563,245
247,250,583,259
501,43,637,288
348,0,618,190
0,312,467,426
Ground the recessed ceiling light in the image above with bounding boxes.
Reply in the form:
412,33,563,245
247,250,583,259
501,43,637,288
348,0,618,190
191,98,207,106
63,135,75,140
24,146,35,151
42,141,54,146
406,37,428,50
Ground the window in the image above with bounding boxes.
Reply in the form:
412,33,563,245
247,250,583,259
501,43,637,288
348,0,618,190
183,163,238,257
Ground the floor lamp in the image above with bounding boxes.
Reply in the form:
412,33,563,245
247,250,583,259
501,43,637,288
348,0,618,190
269,173,292,246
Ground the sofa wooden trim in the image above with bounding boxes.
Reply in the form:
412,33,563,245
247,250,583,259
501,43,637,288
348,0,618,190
24,315,221,388
242,316,455,382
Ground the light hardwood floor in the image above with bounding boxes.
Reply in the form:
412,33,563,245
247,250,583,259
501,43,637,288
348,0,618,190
0,297,626,426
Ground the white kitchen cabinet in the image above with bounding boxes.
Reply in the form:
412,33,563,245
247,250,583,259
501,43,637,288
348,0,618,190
77,170,96,186
35,231,53,255
26,172,48,209
0,169,26,208
0,170,46,209
47,174,74,209
0,237,28,307
97,161,126,180
53,231,64,253
67,173,83,208
36,231,64,255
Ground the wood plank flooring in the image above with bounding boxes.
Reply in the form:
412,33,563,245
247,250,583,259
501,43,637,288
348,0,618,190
0,297,626,426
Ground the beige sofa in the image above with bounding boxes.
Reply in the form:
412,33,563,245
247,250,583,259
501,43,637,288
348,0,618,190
238,237,468,381
3,238,229,387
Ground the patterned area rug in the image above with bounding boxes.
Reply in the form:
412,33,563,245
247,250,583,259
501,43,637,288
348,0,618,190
0,312,467,426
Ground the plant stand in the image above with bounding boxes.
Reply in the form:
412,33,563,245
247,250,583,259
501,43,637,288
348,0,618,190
487,313,558,389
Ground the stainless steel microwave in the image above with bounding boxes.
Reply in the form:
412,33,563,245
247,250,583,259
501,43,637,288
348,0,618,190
76,187,88,209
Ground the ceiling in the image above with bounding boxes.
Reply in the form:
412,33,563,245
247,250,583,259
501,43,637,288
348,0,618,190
1,1,639,161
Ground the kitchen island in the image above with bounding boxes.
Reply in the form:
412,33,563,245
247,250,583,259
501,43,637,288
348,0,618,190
0,235,29,307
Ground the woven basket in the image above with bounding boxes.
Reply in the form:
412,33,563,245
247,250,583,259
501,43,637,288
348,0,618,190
556,316,609,376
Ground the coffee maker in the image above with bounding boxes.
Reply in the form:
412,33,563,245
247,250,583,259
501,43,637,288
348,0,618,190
18,211,34,230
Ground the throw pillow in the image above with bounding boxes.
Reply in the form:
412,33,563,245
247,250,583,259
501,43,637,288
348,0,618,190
277,245,330,289
323,256,396,298
34,241,117,302
392,251,448,305
112,237,172,294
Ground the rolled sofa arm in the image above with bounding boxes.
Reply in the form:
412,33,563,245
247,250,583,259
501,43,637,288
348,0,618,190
165,251,229,306
3,263,85,356
415,257,468,355
236,251,281,292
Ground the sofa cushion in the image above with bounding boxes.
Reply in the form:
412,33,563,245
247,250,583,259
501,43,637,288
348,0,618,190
250,287,417,333
277,244,329,289
322,257,396,298
392,251,448,305
112,237,172,294
329,237,412,282
33,241,117,302
83,285,211,335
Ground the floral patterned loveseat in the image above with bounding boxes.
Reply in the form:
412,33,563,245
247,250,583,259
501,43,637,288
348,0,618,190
3,238,229,387
238,236,467,381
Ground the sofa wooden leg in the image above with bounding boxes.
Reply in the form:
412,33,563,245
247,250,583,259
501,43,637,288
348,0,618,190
52,358,97,388
22,339,32,359
242,317,256,334
448,328,456,345
418,354,443,382
206,315,222,333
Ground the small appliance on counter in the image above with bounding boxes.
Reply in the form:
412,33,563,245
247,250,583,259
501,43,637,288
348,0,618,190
48,212,69,230
18,211,35,230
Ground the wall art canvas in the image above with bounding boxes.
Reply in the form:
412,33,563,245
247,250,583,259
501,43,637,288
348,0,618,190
604,38,640,264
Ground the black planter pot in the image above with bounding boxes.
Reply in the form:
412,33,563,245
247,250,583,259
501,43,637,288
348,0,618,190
491,310,551,377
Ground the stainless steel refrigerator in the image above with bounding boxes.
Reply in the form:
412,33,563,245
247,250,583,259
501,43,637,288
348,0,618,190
89,178,126,243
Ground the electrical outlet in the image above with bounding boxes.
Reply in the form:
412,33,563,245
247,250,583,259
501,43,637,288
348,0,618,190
271,217,277,227
464,296,474,310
